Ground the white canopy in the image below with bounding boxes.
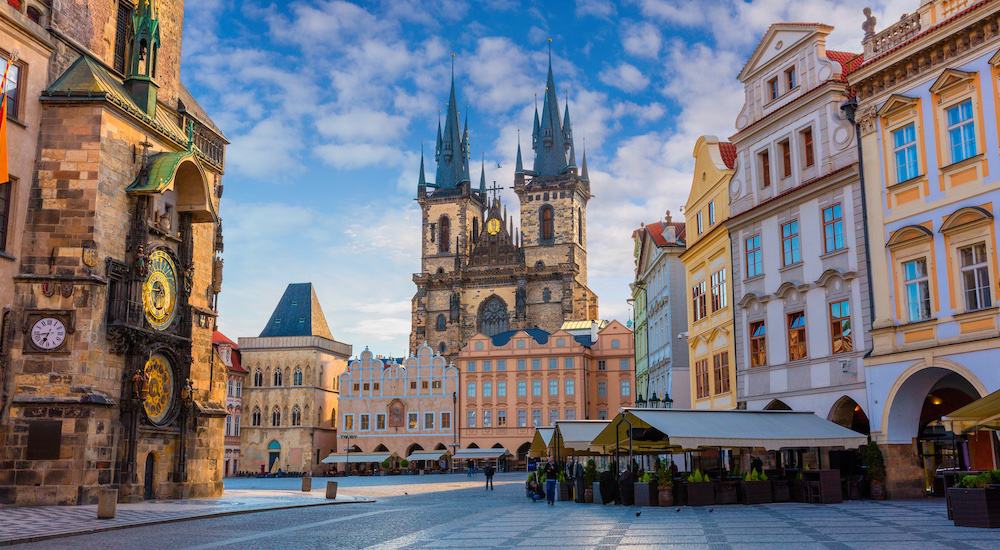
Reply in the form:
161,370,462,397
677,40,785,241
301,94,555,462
529,427,555,457
554,420,610,454
452,448,510,459
592,409,867,451
321,452,391,464
406,451,447,462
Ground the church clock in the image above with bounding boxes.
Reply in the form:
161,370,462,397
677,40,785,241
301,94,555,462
143,353,175,426
486,217,501,236
142,250,178,331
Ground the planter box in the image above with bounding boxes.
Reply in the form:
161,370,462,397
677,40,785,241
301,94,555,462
947,487,1000,528
593,482,605,505
634,481,658,507
790,479,806,502
657,483,674,507
559,481,572,501
686,482,715,507
739,480,773,504
715,480,738,505
771,479,790,503
619,479,635,505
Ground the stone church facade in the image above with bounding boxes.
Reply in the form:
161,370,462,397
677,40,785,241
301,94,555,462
410,57,598,358
0,0,228,505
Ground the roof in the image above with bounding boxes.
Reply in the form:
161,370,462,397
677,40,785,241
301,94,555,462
553,420,611,455
212,331,245,373
825,50,864,81
406,450,448,461
560,320,608,331
719,142,737,169
592,409,868,451
644,221,686,247
321,452,391,464
490,327,550,347
259,283,335,340
212,331,238,348
178,83,226,140
530,427,556,457
942,388,1000,434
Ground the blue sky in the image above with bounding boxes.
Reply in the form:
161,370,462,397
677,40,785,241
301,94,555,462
181,0,910,355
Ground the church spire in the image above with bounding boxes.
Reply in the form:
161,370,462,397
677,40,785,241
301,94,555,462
479,153,486,196
531,94,540,152
515,130,524,175
418,144,427,189
532,39,569,177
125,0,161,116
563,97,576,168
461,111,471,184
434,55,465,190
580,140,590,182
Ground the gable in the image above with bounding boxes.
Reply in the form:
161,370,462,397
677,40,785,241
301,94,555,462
738,24,829,81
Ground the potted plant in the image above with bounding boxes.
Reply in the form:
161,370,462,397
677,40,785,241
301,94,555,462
861,441,886,500
656,464,674,507
739,468,773,504
947,471,1000,528
634,471,659,506
584,459,597,503
380,458,391,476
558,471,573,501
399,459,410,474
685,469,715,506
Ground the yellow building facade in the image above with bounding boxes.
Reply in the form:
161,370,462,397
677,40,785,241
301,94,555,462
681,137,738,409
849,0,1000,497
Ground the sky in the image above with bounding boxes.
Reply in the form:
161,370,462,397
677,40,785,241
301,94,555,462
181,0,912,356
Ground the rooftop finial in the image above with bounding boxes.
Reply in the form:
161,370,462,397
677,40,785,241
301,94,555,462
450,51,456,79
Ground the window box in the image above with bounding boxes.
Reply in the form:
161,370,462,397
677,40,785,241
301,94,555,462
946,487,1000,528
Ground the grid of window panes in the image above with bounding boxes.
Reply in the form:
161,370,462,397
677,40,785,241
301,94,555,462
782,220,801,265
822,204,845,253
893,123,919,182
787,312,807,361
904,258,932,321
746,234,762,277
749,321,766,367
830,300,853,354
947,99,976,163
960,243,992,311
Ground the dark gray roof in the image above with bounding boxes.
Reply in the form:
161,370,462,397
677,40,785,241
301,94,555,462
259,283,334,339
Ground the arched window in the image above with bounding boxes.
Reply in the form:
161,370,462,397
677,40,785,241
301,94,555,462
26,5,42,24
535,260,545,270
251,407,261,426
543,288,552,303
291,406,302,426
438,215,450,253
540,205,554,243
438,342,446,354
577,207,583,243
477,296,509,337
253,369,263,387
273,369,283,386
271,407,281,426
435,314,447,331
293,368,303,386
331,408,337,428
472,217,479,242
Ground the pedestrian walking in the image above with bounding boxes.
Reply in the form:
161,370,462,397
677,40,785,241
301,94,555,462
466,459,474,478
484,464,495,490
543,459,557,506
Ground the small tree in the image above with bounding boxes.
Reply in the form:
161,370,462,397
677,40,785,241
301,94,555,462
584,459,597,484
861,441,886,482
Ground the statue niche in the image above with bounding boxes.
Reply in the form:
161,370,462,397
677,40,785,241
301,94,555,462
388,399,405,429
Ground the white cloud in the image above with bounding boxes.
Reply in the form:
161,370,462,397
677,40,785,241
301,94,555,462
314,143,404,170
226,117,304,178
599,62,650,92
576,0,615,19
621,20,663,59
315,109,410,142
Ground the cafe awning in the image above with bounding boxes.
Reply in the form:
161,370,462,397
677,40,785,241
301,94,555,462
452,448,510,460
943,389,1000,434
592,408,867,451
321,452,391,464
406,451,448,462
530,427,555,457
553,420,610,455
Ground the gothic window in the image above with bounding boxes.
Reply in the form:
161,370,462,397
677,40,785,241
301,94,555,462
577,207,583,243
271,407,281,426
542,288,552,303
273,369,283,386
438,342,446,354
477,296,509,337
435,314,446,331
291,406,302,426
539,205,554,243
293,368,303,386
251,407,261,426
438,215,450,253
253,369,263,387
472,217,479,242
113,1,133,74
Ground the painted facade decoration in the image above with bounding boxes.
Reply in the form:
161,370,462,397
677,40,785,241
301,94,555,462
727,24,871,424
848,0,1000,498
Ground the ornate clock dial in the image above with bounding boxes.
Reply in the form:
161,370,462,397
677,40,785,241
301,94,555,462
30,317,66,350
142,250,178,331
486,218,501,236
143,353,175,425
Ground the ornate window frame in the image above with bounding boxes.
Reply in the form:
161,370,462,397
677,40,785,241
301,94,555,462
930,69,986,192
940,206,996,315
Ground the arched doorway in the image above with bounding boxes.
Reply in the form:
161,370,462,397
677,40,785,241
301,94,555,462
885,366,984,493
374,444,389,452
467,442,480,449
267,440,281,472
828,396,871,435
143,452,156,500
763,399,792,410
406,443,424,457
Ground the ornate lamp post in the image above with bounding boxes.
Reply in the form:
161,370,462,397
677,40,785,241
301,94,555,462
649,393,661,409
662,393,674,409
636,394,647,408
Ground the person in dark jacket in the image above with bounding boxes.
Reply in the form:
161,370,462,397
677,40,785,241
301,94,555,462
484,464,495,490
543,460,558,506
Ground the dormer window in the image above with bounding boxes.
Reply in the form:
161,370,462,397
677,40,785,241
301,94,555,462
768,77,779,100
784,66,797,90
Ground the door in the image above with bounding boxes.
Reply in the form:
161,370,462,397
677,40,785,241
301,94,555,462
143,452,155,500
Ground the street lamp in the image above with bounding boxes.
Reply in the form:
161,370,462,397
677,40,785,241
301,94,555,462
636,394,646,408
662,393,674,409
649,392,660,409
339,434,358,475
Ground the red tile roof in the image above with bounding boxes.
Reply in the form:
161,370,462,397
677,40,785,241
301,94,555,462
212,331,238,348
645,221,686,246
213,330,246,373
826,50,864,80
719,142,737,169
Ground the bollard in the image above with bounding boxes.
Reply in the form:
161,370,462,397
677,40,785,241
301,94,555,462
301,476,312,492
325,481,338,499
97,488,118,519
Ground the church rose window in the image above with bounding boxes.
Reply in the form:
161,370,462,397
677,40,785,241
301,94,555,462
477,296,509,337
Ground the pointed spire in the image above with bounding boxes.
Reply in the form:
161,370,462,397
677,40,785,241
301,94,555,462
533,39,569,177
418,144,427,188
515,130,524,175
434,116,442,161
434,54,465,190
580,139,590,182
532,94,540,151
479,153,486,195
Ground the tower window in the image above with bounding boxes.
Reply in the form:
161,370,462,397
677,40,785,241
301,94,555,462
435,314,446,331
540,205,554,243
113,1,133,74
438,215,450,253
472,217,479,242
577,207,583,243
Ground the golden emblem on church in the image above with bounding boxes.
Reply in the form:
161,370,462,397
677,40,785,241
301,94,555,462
141,250,178,331
143,353,175,425
486,217,501,236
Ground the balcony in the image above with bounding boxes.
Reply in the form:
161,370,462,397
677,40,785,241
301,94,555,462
863,11,921,59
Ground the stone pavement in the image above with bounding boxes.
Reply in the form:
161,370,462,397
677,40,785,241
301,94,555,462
0,487,370,546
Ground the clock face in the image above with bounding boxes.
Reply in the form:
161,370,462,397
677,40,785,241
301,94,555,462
486,218,501,236
143,353,175,425
30,317,66,350
142,250,178,331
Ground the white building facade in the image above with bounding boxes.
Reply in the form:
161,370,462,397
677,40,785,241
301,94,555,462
728,23,872,430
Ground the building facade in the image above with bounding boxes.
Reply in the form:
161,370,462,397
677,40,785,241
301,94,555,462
632,216,689,407
239,283,351,475
456,321,634,464
409,56,598,359
849,0,1000,497
335,344,459,467
1,0,229,506
727,24,871,426
682,136,738,409
214,331,245,477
